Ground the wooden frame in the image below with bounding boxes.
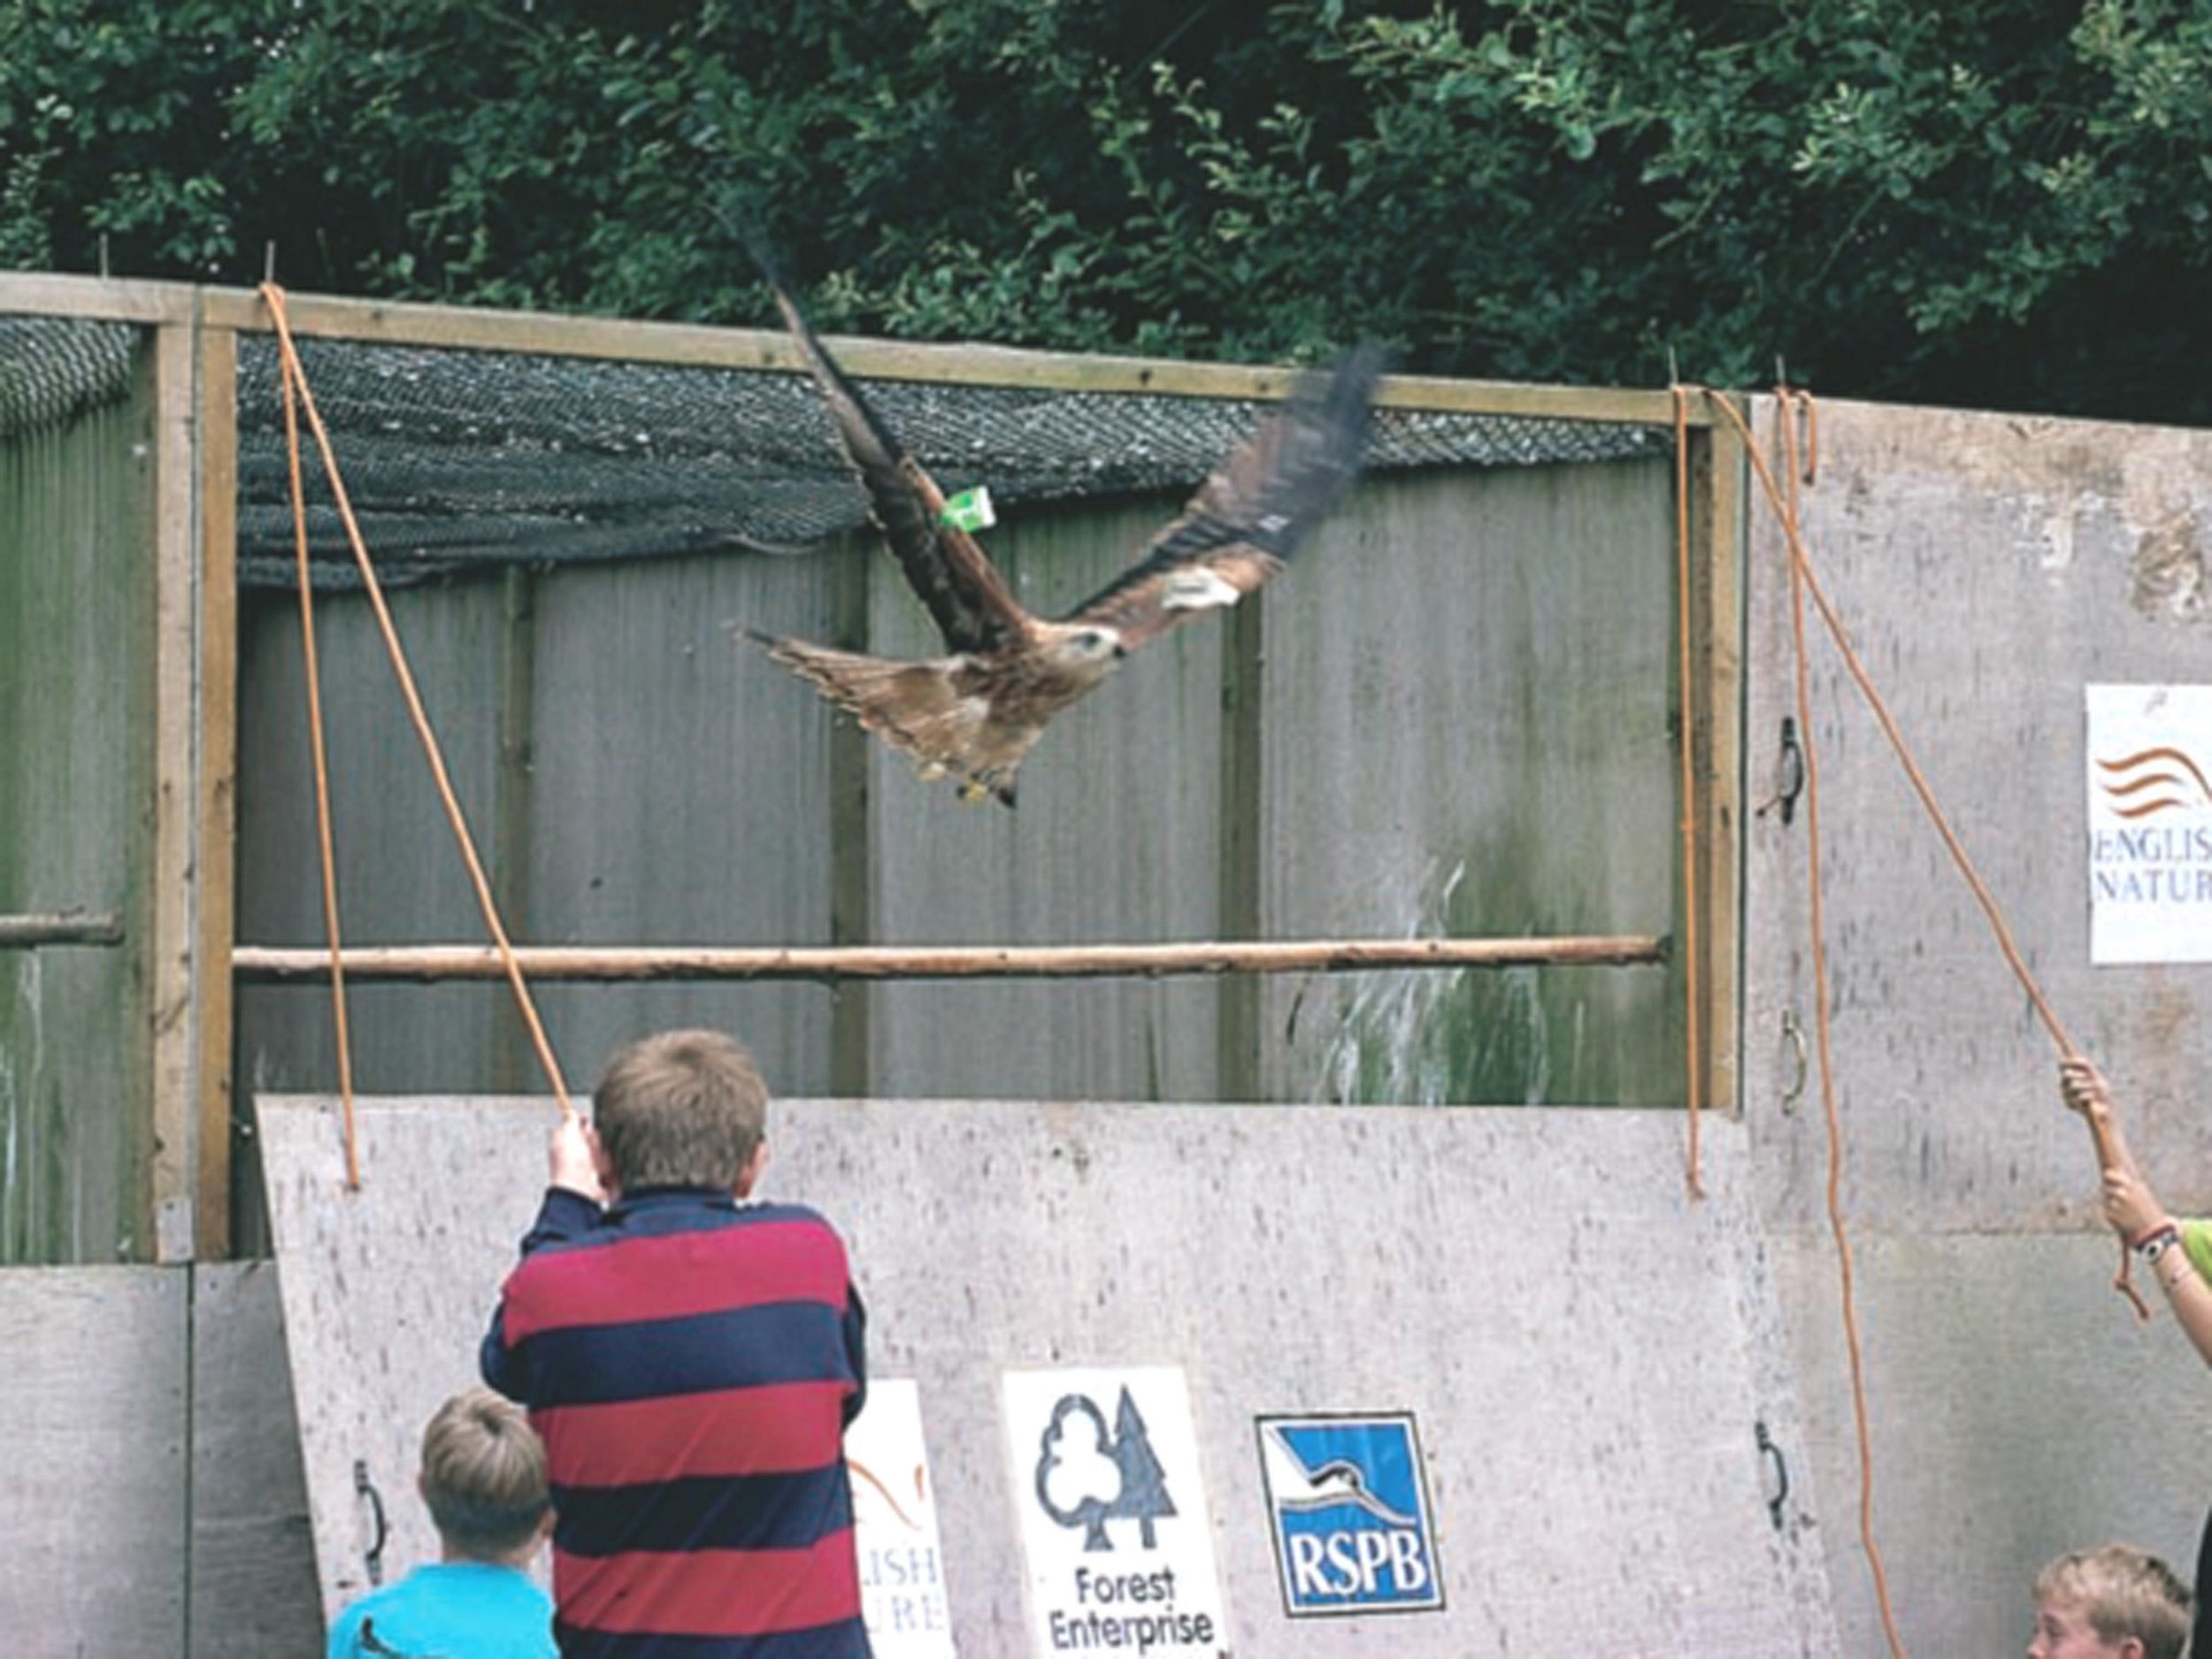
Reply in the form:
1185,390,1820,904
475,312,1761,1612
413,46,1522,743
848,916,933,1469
0,272,1744,1259
10,271,1709,420
148,313,198,1262
196,319,241,1260
1688,412,1747,1117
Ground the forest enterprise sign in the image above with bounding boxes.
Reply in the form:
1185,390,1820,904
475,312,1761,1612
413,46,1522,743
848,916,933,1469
2085,685,2212,964
1002,1367,1229,1658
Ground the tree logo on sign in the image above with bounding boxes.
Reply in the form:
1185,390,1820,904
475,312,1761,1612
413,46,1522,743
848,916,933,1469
1033,1387,1178,1551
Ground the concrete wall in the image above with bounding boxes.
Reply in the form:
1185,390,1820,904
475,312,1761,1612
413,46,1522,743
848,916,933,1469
255,1094,1838,1656
0,1263,323,1656
1740,396,2212,1652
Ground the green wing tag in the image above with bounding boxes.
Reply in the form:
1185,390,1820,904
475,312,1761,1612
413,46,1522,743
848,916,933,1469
940,486,996,533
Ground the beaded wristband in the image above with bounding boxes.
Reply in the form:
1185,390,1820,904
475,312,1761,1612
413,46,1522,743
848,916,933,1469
2133,1221,2182,1258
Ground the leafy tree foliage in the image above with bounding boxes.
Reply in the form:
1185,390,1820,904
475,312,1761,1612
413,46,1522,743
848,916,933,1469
5,0,2210,420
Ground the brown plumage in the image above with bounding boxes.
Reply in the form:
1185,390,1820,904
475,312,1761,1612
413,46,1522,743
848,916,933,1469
745,257,1382,807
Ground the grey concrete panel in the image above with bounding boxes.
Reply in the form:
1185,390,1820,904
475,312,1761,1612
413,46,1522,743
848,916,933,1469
1775,1232,2212,1655
189,1259,325,1656
0,1263,321,1657
257,1094,1837,1655
1737,397,2212,1655
1740,397,2212,1233
0,1267,187,1651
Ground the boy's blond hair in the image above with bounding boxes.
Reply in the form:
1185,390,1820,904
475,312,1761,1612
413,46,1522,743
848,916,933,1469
592,1028,768,1192
419,1387,551,1559
2034,1544,2192,1659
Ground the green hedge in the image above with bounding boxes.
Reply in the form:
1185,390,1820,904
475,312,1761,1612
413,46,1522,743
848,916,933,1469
5,1,2208,419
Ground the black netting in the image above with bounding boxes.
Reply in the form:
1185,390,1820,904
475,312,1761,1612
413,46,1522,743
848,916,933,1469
0,317,139,439
236,334,1671,589
0,316,1670,585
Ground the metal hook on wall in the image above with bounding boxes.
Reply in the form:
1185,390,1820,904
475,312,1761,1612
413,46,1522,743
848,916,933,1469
1755,1420,1791,1532
1757,716,1807,826
1779,1010,1809,1114
354,1458,389,1587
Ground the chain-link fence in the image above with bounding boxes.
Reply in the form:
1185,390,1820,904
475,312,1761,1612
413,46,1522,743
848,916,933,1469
0,316,138,440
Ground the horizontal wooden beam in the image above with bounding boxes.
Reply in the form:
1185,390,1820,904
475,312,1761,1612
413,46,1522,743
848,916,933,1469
0,273,1706,427
0,911,126,948
234,934,1668,986
0,272,198,326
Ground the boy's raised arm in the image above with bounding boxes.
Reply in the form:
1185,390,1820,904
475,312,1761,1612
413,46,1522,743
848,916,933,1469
481,1118,611,1399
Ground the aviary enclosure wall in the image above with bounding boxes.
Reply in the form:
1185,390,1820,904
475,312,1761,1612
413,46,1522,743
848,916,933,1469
2,280,1738,1271
203,291,1732,1252
0,275,1747,1655
12,278,2212,1658
228,457,1691,1108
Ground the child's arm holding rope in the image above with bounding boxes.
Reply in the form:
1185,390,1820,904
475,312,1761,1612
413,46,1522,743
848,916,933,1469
2061,1059,2212,1341
548,1113,608,1206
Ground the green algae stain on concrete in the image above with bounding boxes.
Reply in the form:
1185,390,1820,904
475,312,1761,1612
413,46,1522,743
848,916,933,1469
1317,836,1684,1108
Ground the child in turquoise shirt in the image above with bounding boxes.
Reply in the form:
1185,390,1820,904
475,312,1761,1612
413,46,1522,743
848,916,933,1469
326,1387,557,1659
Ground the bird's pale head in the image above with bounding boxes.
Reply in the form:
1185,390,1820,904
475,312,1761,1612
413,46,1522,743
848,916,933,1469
1041,624,1129,677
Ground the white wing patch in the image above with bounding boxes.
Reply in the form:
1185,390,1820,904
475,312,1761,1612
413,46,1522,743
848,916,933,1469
1162,568,1245,611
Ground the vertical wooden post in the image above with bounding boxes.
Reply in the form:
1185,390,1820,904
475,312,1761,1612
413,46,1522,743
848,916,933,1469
492,567,540,1095
1690,412,1746,1116
149,318,200,1262
1215,590,1265,1102
826,534,872,1099
196,320,239,1260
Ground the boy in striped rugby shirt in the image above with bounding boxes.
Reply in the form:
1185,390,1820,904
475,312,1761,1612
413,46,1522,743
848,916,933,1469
484,1029,872,1659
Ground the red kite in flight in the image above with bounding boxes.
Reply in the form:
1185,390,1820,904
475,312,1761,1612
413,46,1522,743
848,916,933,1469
747,267,1381,807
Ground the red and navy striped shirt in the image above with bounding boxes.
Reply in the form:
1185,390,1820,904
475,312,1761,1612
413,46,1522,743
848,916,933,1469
483,1187,871,1659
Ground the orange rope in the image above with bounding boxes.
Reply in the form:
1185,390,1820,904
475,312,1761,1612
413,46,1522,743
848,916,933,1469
1701,385,2146,1319
1671,387,1704,1199
259,284,576,1134
1718,373,2163,1655
1770,388,1908,1659
276,307,360,1187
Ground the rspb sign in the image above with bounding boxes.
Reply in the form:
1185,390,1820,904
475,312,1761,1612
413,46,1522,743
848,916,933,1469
1256,1413,1443,1617
1002,1367,1230,1657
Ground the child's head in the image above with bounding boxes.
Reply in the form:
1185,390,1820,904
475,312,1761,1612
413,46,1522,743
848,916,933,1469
2029,1544,2191,1659
592,1028,768,1194
419,1388,552,1563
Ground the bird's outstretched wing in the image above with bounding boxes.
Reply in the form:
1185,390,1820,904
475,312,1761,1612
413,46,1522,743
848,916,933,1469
1063,343,1383,650
753,250,1033,657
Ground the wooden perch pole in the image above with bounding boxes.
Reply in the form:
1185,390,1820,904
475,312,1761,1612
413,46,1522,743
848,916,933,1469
0,911,125,948
234,933,1668,986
